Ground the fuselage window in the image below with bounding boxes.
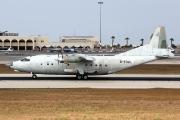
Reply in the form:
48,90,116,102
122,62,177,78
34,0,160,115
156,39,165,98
100,64,102,67
90,64,92,66
51,63,53,65
47,62,49,65
105,65,107,67
85,64,87,66
41,63,42,65
95,64,97,66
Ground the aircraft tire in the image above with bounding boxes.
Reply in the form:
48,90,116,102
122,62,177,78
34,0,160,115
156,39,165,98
32,74,37,79
77,75,82,80
83,75,88,80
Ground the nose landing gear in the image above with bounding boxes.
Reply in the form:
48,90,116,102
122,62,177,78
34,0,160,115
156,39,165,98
32,74,37,79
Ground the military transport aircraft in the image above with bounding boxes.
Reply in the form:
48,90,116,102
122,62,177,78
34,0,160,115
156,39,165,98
7,27,174,79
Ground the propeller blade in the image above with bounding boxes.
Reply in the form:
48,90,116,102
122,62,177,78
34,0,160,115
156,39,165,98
61,51,63,59
58,51,59,58
58,50,60,65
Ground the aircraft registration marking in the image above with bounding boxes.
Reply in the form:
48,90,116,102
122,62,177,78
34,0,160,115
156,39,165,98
120,60,132,64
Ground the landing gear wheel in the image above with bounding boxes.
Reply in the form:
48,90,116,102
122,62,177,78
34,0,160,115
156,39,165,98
32,74,37,79
83,75,88,80
77,75,82,80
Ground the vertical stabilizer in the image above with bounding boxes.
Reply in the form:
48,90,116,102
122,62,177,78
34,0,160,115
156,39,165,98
116,26,174,58
148,26,167,48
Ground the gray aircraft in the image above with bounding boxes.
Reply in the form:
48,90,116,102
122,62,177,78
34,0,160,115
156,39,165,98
7,26,174,79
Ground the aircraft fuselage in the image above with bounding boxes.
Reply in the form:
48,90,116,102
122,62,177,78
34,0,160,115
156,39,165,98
10,54,157,75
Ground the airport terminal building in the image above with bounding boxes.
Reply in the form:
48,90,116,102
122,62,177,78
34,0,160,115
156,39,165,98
0,31,99,51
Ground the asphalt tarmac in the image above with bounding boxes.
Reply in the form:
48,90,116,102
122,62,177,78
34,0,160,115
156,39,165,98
0,74,180,88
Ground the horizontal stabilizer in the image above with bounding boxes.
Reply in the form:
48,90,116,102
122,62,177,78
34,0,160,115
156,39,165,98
155,49,174,58
155,49,169,58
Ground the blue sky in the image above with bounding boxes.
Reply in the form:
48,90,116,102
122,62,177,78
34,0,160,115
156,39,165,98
1,0,180,46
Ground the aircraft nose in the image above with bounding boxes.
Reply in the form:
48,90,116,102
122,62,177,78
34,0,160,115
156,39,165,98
5,62,13,67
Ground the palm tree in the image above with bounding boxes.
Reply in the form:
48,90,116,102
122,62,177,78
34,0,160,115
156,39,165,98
125,37,129,46
140,38,144,46
111,36,115,46
170,38,174,47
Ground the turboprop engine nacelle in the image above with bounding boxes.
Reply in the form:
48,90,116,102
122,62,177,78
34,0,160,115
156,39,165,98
63,55,83,63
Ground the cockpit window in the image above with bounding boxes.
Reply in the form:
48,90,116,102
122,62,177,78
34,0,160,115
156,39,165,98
21,57,30,62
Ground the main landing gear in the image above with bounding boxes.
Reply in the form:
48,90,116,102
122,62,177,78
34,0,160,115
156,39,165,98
31,74,88,80
32,74,37,79
76,74,88,80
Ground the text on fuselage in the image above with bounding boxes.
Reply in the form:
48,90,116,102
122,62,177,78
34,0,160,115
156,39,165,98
120,60,132,64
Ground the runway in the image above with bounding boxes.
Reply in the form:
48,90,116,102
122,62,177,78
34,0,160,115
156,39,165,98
0,74,180,88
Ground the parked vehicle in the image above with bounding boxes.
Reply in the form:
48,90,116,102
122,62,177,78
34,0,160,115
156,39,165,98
50,48,62,52
63,48,77,52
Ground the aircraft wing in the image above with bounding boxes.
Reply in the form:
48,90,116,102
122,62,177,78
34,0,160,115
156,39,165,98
75,54,94,61
63,54,94,63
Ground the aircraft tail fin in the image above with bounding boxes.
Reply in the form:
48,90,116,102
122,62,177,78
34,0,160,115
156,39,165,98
116,26,174,58
148,26,167,49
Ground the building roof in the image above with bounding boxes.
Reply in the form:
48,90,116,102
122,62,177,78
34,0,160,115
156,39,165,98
62,36,94,38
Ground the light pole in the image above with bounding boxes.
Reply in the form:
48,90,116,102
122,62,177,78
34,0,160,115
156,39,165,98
111,36,115,47
125,37,129,46
170,38,174,47
98,1,103,50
